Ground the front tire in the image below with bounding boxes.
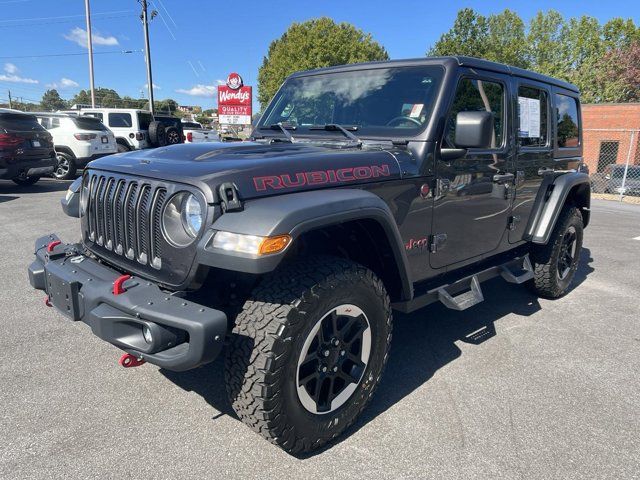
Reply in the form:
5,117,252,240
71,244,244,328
224,256,392,454
53,152,77,180
529,206,584,298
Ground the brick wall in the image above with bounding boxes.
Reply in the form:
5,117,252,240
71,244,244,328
582,104,640,173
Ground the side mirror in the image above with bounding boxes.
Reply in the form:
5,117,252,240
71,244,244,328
454,111,494,149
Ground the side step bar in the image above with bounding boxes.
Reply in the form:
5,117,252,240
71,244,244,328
392,255,534,314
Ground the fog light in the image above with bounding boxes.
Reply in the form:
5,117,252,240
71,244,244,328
143,326,153,344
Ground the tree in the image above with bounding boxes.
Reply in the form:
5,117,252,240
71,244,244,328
257,17,389,107
591,40,640,102
525,10,569,79
71,88,121,107
428,9,528,68
40,89,67,111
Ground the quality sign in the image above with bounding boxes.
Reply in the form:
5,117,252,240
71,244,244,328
218,72,252,125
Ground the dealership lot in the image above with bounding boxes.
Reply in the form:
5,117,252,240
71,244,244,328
0,179,638,479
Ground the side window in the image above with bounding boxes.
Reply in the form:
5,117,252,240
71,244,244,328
39,117,50,129
85,112,104,121
108,112,132,128
446,78,504,149
50,117,60,129
137,112,153,131
555,94,580,148
518,86,548,147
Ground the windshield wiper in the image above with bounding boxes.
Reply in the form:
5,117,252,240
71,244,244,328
261,123,297,143
309,124,362,148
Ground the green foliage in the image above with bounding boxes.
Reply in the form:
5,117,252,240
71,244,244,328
257,17,389,108
40,89,67,111
429,9,640,103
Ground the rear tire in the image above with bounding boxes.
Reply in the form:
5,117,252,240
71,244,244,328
529,206,584,298
53,151,77,180
12,175,39,186
224,256,392,454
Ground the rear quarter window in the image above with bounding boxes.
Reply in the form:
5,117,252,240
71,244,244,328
108,112,133,128
555,94,580,148
0,113,46,132
137,112,153,130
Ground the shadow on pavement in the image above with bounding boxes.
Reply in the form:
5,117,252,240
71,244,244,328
161,248,594,457
0,178,72,194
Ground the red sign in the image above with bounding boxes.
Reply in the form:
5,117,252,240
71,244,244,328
218,72,252,125
219,104,251,116
218,86,252,106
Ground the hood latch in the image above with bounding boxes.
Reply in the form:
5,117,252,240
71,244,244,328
218,182,243,213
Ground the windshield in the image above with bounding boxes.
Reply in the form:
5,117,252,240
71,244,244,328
259,66,444,138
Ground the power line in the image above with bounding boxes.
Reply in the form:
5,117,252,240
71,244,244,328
0,13,136,29
0,50,142,60
0,10,133,24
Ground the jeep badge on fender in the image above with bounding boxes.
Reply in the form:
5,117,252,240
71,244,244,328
28,56,590,454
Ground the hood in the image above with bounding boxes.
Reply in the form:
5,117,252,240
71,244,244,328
87,141,403,203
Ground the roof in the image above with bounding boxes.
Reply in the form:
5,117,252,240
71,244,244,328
0,108,33,115
288,56,579,93
31,112,76,117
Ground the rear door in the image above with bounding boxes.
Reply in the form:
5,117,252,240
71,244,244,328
509,80,553,243
430,69,514,269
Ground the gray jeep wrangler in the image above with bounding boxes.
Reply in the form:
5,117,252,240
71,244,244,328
28,57,590,453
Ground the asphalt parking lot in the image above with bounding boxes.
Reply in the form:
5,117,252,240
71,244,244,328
1,178,639,479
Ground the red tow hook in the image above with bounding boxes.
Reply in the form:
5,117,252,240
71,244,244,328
112,274,131,296
46,240,61,252
119,353,146,368
44,296,52,307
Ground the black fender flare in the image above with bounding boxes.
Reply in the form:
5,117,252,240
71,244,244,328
526,171,591,244
196,189,413,300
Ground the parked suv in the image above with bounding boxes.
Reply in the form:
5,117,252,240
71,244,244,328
78,108,152,152
35,113,117,180
29,57,590,453
0,109,56,185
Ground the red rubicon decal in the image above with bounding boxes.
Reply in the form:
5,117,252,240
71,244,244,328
253,164,391,191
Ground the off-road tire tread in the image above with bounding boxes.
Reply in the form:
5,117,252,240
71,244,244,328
224,256,392,454
530,206,583,298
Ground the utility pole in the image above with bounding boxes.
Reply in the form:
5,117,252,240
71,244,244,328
140,0,155,114
8,90,12,109
84,0,96,107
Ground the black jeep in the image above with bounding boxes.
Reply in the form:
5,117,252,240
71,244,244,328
28,57,590,453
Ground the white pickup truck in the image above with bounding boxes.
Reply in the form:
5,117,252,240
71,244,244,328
181,121,219,143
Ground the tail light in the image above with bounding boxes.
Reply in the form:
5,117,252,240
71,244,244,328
74,133,97,141
186,132,193,142
0,133,23,148
136,132,145,141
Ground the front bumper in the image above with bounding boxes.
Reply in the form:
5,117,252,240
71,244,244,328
28,234,227,371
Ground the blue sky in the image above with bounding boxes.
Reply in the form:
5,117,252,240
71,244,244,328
0,0,638,111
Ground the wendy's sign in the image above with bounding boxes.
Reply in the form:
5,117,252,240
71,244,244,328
218,72,252,125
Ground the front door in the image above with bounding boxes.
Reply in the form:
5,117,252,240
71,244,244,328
430,72,514,269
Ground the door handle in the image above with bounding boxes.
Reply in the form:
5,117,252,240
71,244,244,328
492,173,514,184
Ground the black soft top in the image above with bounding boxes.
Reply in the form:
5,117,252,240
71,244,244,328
288,56,579,93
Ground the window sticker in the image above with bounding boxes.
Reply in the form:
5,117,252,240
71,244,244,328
518,96,540,138
409,104,424,118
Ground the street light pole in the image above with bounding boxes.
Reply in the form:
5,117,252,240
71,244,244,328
84,0,96,108
141,0,155,115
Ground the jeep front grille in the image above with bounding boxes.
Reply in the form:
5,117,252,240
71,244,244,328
85,172,167,269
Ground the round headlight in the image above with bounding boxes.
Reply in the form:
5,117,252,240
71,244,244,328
182,193,202,238
80,176,89,215
162,192,204,247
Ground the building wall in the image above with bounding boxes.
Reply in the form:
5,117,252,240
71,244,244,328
582,104,640,173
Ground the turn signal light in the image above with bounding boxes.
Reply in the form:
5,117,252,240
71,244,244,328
259,235,291,255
